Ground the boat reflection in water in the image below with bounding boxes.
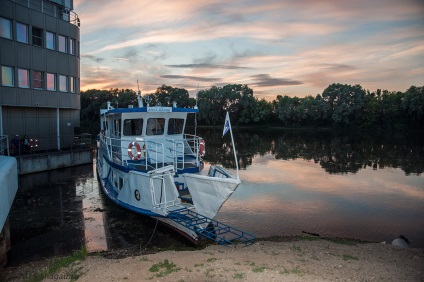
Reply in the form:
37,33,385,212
8,163,194,266
7,128,424,266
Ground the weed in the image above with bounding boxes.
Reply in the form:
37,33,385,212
149,259,181,278
26,247,87,282
204,268,215,278
139,256,150,262
252,265,266,273
290,245,302,253
207,257,218,262
194,263,204,267
280,267,305,276
343,254,359,261
233,273,245,279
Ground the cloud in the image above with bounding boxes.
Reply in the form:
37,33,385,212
81,54,105,64
166,64,249,70
251,74,303,87
160,75,221,82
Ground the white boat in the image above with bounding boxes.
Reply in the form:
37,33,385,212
96,95,255,245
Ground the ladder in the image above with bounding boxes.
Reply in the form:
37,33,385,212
168,207,256,246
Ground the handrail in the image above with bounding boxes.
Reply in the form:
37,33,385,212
99,134,203,172
11,0,80,28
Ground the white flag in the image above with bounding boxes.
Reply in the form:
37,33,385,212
223,111,230,137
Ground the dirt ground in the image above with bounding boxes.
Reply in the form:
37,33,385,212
2,238,424,281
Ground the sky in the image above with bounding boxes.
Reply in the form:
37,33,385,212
74,0,424,100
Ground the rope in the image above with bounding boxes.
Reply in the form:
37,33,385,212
141,217,159,252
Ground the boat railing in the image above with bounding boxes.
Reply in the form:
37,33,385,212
184,134,202,166
145,140,166,170
99,134,201,171
148,166,180,210
166,139,185,170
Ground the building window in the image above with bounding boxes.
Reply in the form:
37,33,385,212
16,22,28,43
46,31,55,50
59,75,67,92
33,70,43,89
70,76,75,93
18,68,29,88
1,66,14,86
69,38,75,55
0,17,12,39
58,35,67,53
32,27,43,46
46,73,55,90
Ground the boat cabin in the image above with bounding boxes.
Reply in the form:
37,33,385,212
98,105,203,173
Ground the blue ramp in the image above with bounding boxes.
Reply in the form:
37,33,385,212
168,207,256,246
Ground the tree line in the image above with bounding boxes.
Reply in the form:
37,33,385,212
80,83,423,135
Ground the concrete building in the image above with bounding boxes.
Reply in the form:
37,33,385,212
0,0,80,152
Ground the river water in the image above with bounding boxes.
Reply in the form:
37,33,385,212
7,128,424,265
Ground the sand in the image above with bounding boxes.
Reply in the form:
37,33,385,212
2,238,423,281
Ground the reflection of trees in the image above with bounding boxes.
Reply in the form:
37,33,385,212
196,128,274,169
197,128,424,175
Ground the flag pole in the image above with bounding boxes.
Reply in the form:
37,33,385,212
224,111,239,180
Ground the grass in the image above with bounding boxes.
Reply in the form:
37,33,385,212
252,265,267,273
280,267,305,276
290,245,302,253
204,268,215,278
233,273,246,279
148,259,181,278
343,254,359,261
25,247,87,282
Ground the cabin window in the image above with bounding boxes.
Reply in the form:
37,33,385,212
168,118,184,135
114,119,121,136
123,118,143,136
146,118,165,135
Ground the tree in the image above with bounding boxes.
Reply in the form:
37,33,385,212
322,83,366,127
402,86,424,127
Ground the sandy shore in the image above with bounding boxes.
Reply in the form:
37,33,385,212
2,238,424,281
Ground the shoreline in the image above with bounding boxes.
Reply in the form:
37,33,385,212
2,236,423,281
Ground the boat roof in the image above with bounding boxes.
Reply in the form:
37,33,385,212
102,106,199,116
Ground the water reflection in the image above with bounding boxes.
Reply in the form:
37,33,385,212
9,164,192,266
198,128,424,175
7,129,424,266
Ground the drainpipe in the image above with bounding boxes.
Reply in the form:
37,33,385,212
57,108,61,150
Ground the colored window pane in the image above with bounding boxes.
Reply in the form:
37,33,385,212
16,22,28,43
46,31,54,50
69,38,75,55
1,66,14,86
0,17,12,39
59,75,67,92
58,35,66,52
47,73,55,90
70,76,75,93
33,71,43,89
18,69,29,88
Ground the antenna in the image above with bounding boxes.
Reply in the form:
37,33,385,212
137,78,143,107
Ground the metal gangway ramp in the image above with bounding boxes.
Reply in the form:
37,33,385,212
168,207,256,246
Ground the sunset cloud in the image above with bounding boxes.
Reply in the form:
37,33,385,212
74,0,424,98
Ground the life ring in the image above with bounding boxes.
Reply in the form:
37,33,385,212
199,139,205,156
128,142,142,160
